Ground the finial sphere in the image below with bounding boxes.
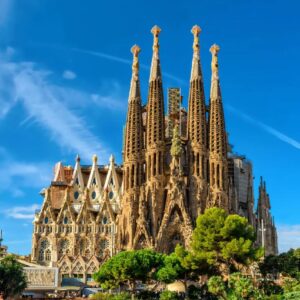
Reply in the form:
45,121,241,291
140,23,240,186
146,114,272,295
191,25,201,35
210,44,220,55
131,44,141,56
151,25,161,36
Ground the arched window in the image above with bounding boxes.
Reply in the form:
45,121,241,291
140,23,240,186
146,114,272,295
38,239,50,262
45,249,51,261
98,239,109,256
58,239,70,258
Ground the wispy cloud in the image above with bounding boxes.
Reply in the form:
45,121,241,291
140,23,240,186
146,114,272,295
71,47,186,85
226,105,300,150
0,147,51,197
62,69,77,80
5,204,39,219
0,48,117,161
277,224,300,253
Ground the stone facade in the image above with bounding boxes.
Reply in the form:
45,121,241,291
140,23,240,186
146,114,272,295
31,25,278,283
31,155,121,283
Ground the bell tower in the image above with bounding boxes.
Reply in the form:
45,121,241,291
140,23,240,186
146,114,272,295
208,44,229,210
187,25,208,219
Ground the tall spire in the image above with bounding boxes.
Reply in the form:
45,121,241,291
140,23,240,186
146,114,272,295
119,44,145,250
187,25,208,218
208,44,228,210
124,45,143,163
149,25,162,81
209,44,226,157
190,25,203,80
128,45,141,102
146,25,165,154
145,25,166,240
187,24,207,151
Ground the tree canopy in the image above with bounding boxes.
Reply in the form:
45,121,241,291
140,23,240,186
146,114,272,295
190,207,262,275
260,248,300,279
93,249,163,290
0,255,27,299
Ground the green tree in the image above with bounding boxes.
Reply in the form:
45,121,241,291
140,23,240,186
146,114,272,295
207,276,227,299
93,249,163,298
260,248,300,279
208,273,262,300
156,245,189,283
0,255,27,299
190,207,262,276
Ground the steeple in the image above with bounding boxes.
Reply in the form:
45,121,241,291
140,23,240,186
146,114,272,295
123,45,144,189
143,25,166,241
208,44,228,210
187,25,208,218
119,44,145,250
187,25,206,147
209,44,227,157
146,25,165,148
149,25,162,81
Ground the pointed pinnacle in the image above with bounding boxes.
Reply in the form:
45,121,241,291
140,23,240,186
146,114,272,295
131,44,141,56
151,25,161,53
131,45,140,76
92,154,98,164
151,25,161,36
210,44,220,55
191,25,201,36
210,44,220,74
191,25,201,53
76,154,80,163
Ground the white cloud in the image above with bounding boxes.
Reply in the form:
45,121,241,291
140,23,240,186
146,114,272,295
0,49,114,161
226,105,300,150
277,224,300,253
5,204,40,219
71,47,186,85
0,147,52,197
62,70,77,80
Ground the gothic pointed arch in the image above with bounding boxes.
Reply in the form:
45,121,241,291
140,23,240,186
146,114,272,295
70,155,85,202
87,155,103,202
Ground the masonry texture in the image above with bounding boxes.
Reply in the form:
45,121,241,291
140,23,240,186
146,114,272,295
31,25,278,284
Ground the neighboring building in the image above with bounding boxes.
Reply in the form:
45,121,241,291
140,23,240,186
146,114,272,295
32,25,278,284
256,177,278,256
228,155,255,226
31,155,121,283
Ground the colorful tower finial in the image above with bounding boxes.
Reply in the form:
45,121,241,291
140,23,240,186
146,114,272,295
191,25,201,53
210,44,220,75
131,44,141,77
151,25,161,54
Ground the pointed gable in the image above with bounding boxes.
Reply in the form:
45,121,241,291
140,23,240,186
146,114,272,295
53,162,66,182
57,187,75,224
87,154,102,202
70,155,85,202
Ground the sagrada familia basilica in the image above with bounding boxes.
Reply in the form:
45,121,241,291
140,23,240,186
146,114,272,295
31,25,278,283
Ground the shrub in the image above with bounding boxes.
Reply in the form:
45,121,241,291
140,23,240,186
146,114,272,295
90,292,131,300
159,290,181,300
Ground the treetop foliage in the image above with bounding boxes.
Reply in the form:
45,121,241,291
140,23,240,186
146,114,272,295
0,255,27,299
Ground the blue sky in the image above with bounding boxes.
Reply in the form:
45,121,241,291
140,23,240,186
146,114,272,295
0,0,299,254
